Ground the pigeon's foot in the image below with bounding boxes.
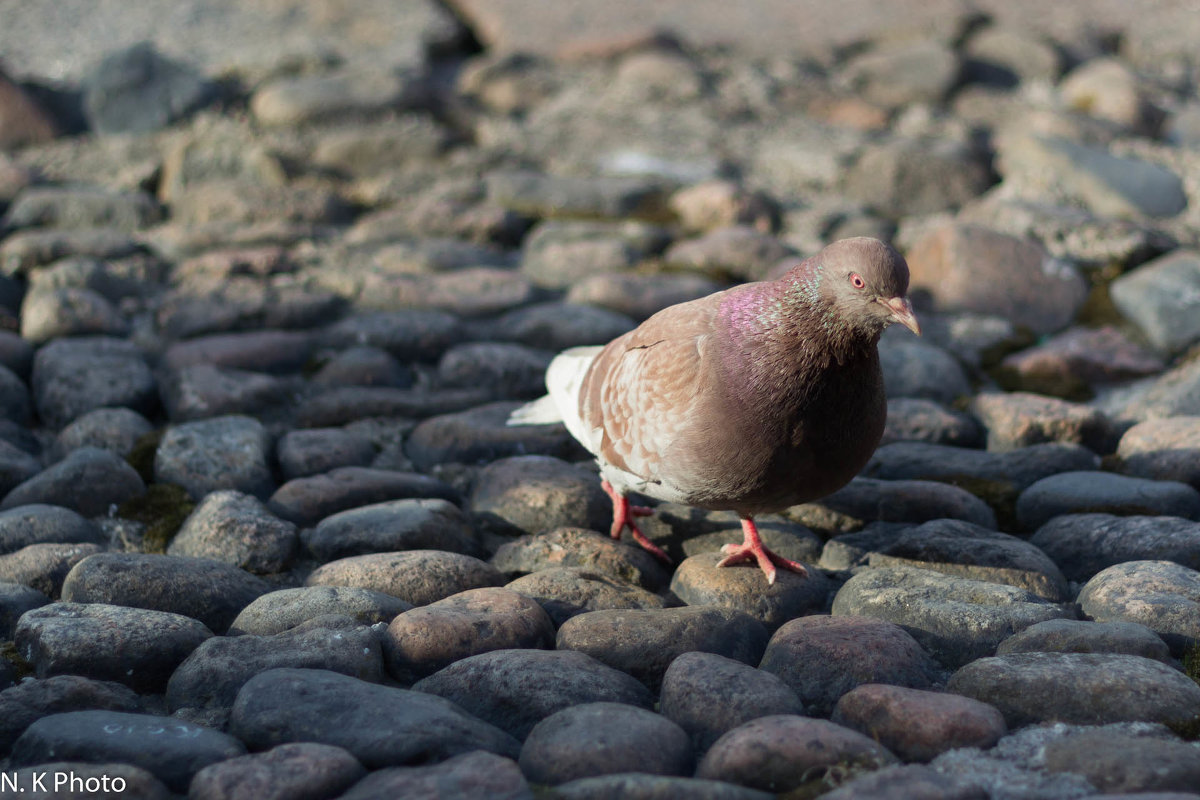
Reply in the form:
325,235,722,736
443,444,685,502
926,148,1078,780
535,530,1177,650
602,480,671,564
716,517,809,584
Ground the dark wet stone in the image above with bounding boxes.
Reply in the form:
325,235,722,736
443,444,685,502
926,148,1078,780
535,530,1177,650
82,42,217,134
821,519,1070,601
168,490,298,574
882,398,984,447
295,385,493,427
865,441,1100,492
1077,560,1199,655
1,447,144,516
0,675,143,756
820,764,988,800
553,773,772,800
971,392,1120,453
161,364,289,422
407,402,581,470
189,742,366,800
303,498,479,561
276,428,376,481
167,620,383,711
0,364,30,424
230,668,520,766
506,567,666,626
669,552,830,632
312,345,414,389
229,586,412,636
5,761,171,799
758,615,943,717
878,339,973,404
801,477,998,531
491,527,670,590
0,330,33,378
468,455,611,536
833,566,1074,668
268,467,459,527
10,710,244,792
384,587,554,682
948,653,1200,734
0,441,41,498
1016,471,1200,530
51,407,153,462
997,618,1173,663
0,543,104,599
660,651,805,754
162,330,313,374
30,336,156,428
520,702,693,785
556,606,769,691
490,302,636,351
0,504,105,555
1043,728,1200,795
61,552,269,634
414,649,653,740
831,684,1007,763
0,581,48,638
154,415,274,501
306,550,503,606
1117,417,1200,489
696,715,897,795
338,750,530,800
16,601,211,692
321,310,465,363
1030,514,1200,582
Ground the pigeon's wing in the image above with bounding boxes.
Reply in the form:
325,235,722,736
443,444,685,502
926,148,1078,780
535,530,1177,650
579,293,726,488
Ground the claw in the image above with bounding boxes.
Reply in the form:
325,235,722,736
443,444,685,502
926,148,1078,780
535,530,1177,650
602,480,672,564
716,517,808,584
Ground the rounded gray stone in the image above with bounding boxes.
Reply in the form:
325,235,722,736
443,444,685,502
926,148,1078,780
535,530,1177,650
669,552,830,632
154,415,275,501
997,618,1173,664
1030,513,1200,582
468,455,611,537
946,652,1200,734
0,675,143,756
229,586,412,636
230,668,520,767
302,498,479,561
1,447,145,517
306,550,503,606
168,490,298,574
413,649,654,741
832,566,1075,668
0,504,105,555
758,615,943,717
189,742,366,800
15,601,212,692
61,552,269,633
51,407,153,462
519,702,693,785
660,651,805,754
30,336,157,429
556,606,770,691
276,428,377,481
505,567,666,626
1077,560,1200,655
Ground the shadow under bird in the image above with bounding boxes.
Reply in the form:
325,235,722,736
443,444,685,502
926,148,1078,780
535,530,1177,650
509,237,920,583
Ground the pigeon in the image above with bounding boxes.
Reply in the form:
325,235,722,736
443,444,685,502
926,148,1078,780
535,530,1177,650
510,237,920,583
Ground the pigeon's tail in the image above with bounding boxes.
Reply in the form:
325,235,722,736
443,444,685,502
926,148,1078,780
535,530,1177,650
506,394,561,425
507,346,602,453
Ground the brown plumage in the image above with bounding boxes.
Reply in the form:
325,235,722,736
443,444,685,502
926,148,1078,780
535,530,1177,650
510,237,920,582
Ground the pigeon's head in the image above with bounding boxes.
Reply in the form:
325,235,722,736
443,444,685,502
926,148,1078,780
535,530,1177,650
817,237,920,337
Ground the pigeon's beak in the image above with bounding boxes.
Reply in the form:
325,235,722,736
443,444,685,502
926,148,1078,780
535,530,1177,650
881,296,921,336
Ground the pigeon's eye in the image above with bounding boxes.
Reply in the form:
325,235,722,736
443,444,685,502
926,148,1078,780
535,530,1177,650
849,273,865,289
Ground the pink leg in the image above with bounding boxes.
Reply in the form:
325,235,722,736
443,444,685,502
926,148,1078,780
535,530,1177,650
601,481,671,564
716,516,809,585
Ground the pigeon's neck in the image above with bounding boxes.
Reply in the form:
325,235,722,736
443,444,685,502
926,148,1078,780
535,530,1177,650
716,276,877,407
